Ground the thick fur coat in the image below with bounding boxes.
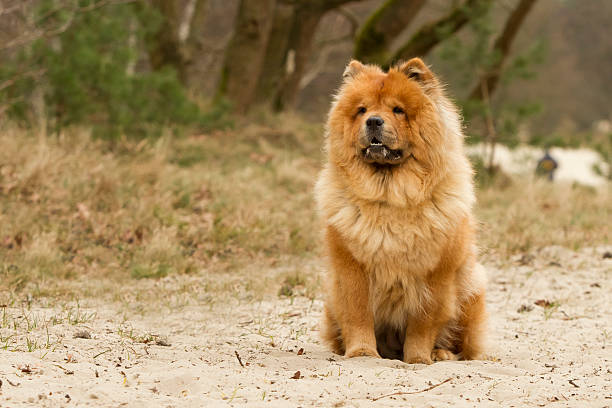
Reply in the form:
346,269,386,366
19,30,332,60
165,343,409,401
314,58,487,364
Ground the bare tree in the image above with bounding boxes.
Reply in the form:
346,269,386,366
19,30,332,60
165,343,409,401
468,0,540,174
353,0,427,65
1,0,138,51
271,0,357,112
148,0,186,78
219,0,276,112
299,7,359,91
147,0,210,86
253,1,295,105
389,0,491,65
469,0,539,100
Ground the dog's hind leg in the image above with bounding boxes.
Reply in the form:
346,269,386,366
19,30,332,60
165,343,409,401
321,305,344,355
457,289,487,360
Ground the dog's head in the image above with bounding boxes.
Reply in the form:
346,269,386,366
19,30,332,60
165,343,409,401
326,58,464,205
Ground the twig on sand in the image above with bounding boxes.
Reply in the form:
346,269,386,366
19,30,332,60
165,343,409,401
93,348,111,359
372,377,453,401
53,364,74,375
234,351,245,368
6,378,20,386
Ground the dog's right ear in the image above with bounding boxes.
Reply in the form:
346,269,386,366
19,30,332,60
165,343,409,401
398,58,435,86
342,60,365,81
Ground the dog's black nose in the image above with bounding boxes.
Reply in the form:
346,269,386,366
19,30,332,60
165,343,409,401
366,116,384,128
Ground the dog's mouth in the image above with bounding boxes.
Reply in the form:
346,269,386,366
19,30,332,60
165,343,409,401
361,140,406,166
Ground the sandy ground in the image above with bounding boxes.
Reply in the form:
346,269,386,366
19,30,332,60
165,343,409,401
1,246,611,407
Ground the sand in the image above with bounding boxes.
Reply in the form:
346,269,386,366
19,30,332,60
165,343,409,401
1,245,611,407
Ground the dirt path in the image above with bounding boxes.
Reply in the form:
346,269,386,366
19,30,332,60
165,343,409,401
1,246,610,407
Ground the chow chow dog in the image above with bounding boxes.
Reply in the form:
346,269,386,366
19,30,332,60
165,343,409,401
314,58,487,364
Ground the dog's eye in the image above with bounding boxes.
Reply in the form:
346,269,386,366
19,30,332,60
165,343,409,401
393,106,404,114
357,107,367,115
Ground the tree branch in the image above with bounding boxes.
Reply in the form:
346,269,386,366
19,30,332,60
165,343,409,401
469,0,539,100
1,0,138,51
354,0,427,65
300,7,360,90
389,0,491,66
0,68,46,92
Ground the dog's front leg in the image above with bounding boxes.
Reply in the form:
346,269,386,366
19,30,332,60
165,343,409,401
326,226,379,358
403,317,445,364
403,282,456,365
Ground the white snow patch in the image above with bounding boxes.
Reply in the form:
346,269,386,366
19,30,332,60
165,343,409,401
466,144,609,187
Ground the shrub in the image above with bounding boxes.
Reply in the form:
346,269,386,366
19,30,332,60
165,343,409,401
1,1,230,138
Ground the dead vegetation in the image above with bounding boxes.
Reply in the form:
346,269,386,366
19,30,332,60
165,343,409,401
0,121,609,306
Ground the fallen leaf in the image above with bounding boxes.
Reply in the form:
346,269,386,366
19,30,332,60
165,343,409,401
19,365,33,374
297,348,304,355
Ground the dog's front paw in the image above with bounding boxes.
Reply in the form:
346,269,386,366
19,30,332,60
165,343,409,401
431,348,457,361
404,354,433,365
345,346,380,359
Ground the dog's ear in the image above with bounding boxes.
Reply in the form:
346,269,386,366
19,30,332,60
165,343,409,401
342,60,366,81
397,58,436,88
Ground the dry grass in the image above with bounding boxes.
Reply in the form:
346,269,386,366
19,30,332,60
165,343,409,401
0,117,322,303
477,179,610,258
0,121,609,305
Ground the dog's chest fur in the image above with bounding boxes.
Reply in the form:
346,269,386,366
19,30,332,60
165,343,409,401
342,198,451,324
316,167,471,328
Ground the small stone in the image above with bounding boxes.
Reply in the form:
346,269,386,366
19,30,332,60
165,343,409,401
155,338,171,347
74,330,91,339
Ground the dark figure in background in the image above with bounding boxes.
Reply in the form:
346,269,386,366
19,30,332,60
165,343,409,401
536,148,558,181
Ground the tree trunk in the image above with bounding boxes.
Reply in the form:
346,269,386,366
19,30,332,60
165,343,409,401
182,0,240,98
220,0,276,112
272,5,324,112
254,1,295,104
389,0,491,66
469,0,538,100
354,0,427,65
183,0,209,60
148,0,192,81
480,79,498,174
271,0,355,111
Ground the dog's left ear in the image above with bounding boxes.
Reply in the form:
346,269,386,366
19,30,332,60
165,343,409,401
398,58,436,88
342,60,366,81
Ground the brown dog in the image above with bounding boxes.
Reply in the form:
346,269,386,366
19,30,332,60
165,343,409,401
314,58,487,364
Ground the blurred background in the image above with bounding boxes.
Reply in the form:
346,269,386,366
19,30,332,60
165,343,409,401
0,0,610,297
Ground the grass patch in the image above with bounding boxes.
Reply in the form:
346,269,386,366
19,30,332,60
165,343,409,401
130,263,172,279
